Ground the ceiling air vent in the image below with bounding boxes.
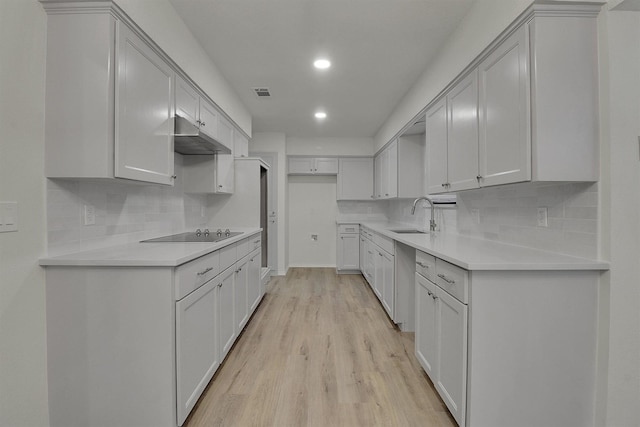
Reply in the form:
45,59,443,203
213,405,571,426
252,87,271,98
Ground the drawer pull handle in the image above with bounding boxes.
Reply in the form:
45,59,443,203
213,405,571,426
197,267,214,276
427,290,432,296
416,261,429,269
437,273,455,284
254,240,260,244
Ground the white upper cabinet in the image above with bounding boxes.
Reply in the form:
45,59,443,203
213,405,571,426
337,158,374,200
287,157,339,175
375,136,423,199
446,70,479,192
175,75,200,128
43,10,175,185
426,98,448,194
425,4,599,193
478,25,530,187
234,132,249,158
198,98,220,141
115,23,175,185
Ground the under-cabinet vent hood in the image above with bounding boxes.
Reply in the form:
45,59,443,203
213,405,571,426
173,115,232,155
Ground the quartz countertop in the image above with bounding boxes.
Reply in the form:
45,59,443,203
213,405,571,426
341,220,608,271
39,228,262,267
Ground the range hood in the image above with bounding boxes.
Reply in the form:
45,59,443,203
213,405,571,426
173,115,232,155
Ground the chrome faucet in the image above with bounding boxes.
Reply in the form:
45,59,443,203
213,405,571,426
411,196,437,232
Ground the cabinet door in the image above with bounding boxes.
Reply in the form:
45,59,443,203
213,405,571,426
175,75,199,127
387,140,398,198
359,235,366,275
234,132,249,158
199,98,219,140
373,250,384,299
288,157,315,174
447,70,479,192
415,273,437,378
314,158,339,174
215,152,235,194
234,258,249,333
115,23,174,185
176,278,219,425
479,25,530,187
381,250,394,318
380,149,390,199
218,266,236,360
426,98,449,194
337,158,374,200
435,287,468,427
374,155,383,199
337,233,360,271
248,250,262,313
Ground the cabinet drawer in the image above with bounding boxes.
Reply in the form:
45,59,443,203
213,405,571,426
249,234,261,251
219,242,237,271
374,233,394,255
175,251,220,300
338,224,359,234
435,259,468,303
416,250,436,282
236,237,250,259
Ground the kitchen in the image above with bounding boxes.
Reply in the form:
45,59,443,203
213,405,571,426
1,0,639,426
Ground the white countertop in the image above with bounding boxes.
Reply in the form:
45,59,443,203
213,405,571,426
39,228,262,267
343,220,608,271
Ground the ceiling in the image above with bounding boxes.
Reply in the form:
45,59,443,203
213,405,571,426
168,0,476,138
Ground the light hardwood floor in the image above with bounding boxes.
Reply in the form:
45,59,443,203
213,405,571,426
184,267,456,427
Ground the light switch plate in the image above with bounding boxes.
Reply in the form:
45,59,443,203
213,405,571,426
0,202,18,232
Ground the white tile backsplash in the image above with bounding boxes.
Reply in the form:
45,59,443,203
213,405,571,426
46,155,208,256
456,182,599,258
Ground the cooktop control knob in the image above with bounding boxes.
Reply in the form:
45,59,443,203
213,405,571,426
216,229,223,236
224,229,231,236
203,229,210,236
195,229,202,236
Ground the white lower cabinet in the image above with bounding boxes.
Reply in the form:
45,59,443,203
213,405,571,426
248,249,262,312
218,265,236,361
359,226,396,321
380,249,395,318
234,256,250,333
176,278,219,426
415,262,468,427
337,224,360,272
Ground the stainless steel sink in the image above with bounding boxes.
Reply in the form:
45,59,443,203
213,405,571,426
390,229,427,234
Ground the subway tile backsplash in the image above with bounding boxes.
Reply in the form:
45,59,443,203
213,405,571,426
46,155,208,256
456,182,599,259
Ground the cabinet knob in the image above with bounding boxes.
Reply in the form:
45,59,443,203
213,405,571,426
432,294,438,300
441,183,446,187
476,175,482,181
385,193,389,196
201,121,205,126
218,184,223,188
171,175,177,179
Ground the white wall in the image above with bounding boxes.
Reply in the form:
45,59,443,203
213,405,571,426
0,1,49,426
286,137,374,268
114,0,252,136
600,5,640,426
249,132,288,275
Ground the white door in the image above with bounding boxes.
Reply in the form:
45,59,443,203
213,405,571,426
234,257,249,332
175,75,199,126
215,152,234,194
198,98,219,140
175,278,219,425
288,157,315,174
374,155,383,199
381,250,394,318
115,23,174,185
218,266,236,360
234,132,249,158
426,98,448,194
478,25,531,187
415,273,437,377
379,149,390,199
447,70,479,192
435,287,468,427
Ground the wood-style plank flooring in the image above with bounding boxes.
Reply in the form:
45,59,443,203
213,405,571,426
184,268,456,427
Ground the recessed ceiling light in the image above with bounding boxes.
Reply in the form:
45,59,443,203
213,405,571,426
315,111,327,119
313,59,331,69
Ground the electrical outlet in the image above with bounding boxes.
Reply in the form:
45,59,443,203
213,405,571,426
537,207,548,227
0,201,18,232
310,234,318,241
83,204,95,226
470,208,480,225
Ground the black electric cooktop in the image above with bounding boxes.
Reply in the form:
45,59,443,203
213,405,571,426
141,231,243,243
